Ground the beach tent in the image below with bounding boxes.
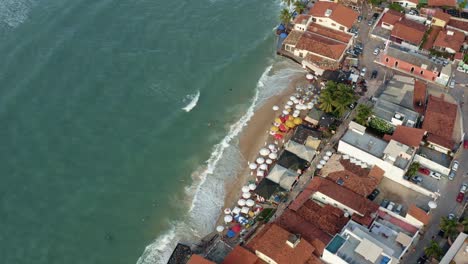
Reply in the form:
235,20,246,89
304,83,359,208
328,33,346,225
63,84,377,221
254,178,285,200
227,230,236,238
267,164,299,190
276,150,309,171
284,140,316,162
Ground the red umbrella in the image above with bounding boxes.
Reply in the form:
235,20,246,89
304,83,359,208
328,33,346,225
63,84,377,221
232,224,242,233
274,133,284,140
278,124,288,132
279,115,288,123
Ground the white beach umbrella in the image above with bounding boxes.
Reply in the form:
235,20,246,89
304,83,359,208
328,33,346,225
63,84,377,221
320,160,326,165
282,110,289,115
290,96,297,101
293,99,300,105
237,199,246,206
268,144,276,150
249,163,258,170
242,186,250,193
284,104,291,109
266,159,273,164
256,157,265,164
268,152,278,160
246,199,255,207
306,73,314,80
326,151,333,156
216,225,225,232
317,164,323,169
287,100,294,106
272,105,279,111
293,112,300,118
224,215,233,223
224,208,231,214
249,183,256,190
259,163,268,170
259,148,270,156
242,192,251,199
323,156,330,161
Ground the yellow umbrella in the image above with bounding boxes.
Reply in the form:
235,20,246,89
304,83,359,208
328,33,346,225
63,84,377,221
285,120,295,128
293,118,303,125
288,115,294,121
270,126,279,132
274,117,282,124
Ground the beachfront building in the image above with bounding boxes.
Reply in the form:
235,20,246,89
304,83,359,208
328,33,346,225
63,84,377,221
186,255,215,264
322,217,419,264
282,23,353,75
337,122,437,197
308,2,358,32
439,233,468,264
221,245,259,264
246,223,323,264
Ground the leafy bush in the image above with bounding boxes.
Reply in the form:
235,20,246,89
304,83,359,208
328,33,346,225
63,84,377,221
369,117,394,134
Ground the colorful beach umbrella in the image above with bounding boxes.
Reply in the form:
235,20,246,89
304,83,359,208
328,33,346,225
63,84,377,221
270,126,279,132
279,124,288,132
274,117,282,124
288,115,294,121
285,120,295,128
227,230,235,238
274,133,284,140
293,118,302,125
232,224,242,233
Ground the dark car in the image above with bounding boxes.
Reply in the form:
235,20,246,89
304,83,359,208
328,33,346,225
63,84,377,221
354,42,363,50
367,189,380,201
358,15,363,22
373,13,380,19
418,167,430,175
381,199,389,208
371,70,378,79
411,176,423,184
417,255,428,264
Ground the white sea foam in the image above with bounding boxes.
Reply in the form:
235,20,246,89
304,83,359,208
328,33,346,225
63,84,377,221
136,63,305,264
0,0,37,28
182,91,200,112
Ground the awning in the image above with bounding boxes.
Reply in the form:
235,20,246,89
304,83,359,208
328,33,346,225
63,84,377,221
355,239,383,263
396,232,412,247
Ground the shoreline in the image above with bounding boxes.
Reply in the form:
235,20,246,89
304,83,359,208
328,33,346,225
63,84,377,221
215,74,309,226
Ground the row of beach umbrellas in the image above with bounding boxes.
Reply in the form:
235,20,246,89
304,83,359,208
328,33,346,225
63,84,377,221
316,151,333,169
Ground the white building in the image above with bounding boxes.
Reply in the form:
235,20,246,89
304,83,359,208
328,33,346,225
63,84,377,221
391,0,418,9
440,233,468,264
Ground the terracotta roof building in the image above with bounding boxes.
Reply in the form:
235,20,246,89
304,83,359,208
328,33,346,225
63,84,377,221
448,18,468,35
428,0,457,7
391,19,427,46
380,9,404,30
309,2,358,32
295,31,348,60
222,246,260,264
413,79,427,113
187,255,215,264
432,10,451,27
422,26,443,52
383,126,426,148
422,95,457,150
433,29,466,54
293,15,312,31
407,205,431,226
246,224,322,264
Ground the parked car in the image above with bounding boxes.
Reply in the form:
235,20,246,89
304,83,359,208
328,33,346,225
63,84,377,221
372,13,380,19
381,199,389,208
358,15,363,22
452,160,459,171
465,140,468,149
460,183,467,193
367,189,380,201
394,204,403,214
354,42,363,51
387,202,395,211
360,67,367,77
408,9,418,15
346,49,358,57
449,170,456,181
417,255,428,264
449,80,455,89
418,167,430,175
456,183,467,203
368,19,375,26
371,70,378,79
373,48,380,55
430,171,441,180
411,176,423,184
448,213,456,220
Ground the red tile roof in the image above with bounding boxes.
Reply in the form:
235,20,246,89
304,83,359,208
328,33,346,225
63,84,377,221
296,31,347,60
294,14,311,25
413,79,427,113
304,53,341,70
222,246,259,264
381,9,404,26
383,126,426,147
448,19,468,32
422,95,457,149
307,23,353,43
187,255,215,264
309,2,358,29
433,29,465,52
247,224,320,264
407,205,431,225
422,26,443,52
391,19,427,45
433,10,451,23
428,0,457,7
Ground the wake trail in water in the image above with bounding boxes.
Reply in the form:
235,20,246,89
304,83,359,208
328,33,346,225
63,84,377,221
182,91,200,112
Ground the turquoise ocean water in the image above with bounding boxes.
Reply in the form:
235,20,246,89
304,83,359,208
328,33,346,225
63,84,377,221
0,0,305,263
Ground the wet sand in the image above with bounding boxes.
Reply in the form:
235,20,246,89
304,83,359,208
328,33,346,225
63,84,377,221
216,75,309,225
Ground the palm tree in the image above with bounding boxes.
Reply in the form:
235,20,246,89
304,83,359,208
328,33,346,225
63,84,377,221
355,104,373,125
319,90,334,113
424,240,443,260
282,0,294,8
294,1,306,15
440,216,459,242
279,8,292,26
332,83,356,116
459,218,468,233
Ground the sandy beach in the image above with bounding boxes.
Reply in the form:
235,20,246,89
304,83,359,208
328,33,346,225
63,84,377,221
216,74,309,225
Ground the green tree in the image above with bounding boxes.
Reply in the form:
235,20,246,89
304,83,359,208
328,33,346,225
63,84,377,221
319,89,335,113
280,8,292,26
369,117,394,134
406,162,420,178
440,217,459,241
389,3,405,12
318,81,356,116
294,1,306,14
424,240,443,260
355,104,373,125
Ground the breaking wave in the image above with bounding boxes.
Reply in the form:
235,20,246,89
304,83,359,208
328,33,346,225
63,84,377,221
182,91,200,112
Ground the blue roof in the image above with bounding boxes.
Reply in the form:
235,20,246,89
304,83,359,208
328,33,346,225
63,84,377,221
277,24,285,31
280,32,288,39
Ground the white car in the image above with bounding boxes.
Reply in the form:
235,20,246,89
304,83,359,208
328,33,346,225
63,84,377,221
452,160,459,171
460,183,468,193
373,48,380,55
430,171,442,180
360,67,367,77
449,80,455,89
